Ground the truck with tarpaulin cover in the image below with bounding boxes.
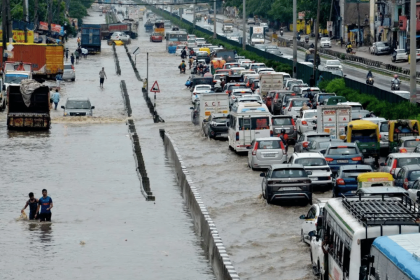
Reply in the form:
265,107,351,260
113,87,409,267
7,80,50,130
81,24,101,53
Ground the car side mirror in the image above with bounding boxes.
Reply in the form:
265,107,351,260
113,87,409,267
380,163,385,166
190,107,194,110
61,106,65,109
299,214,306,219
91,106,95,109
260,172,265,177
306,171,312,175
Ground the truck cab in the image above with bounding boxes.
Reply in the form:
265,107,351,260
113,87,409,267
3,62,33,92
222,20,234,33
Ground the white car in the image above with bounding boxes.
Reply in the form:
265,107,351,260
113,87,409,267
407,180,420,203
379,153,420,176
256,67,275,74
299,199,329,244
110,32,131,42
297,109,317,134
231,94,262,110
324,60,342,71
191,85,212,103
392,49,408,62
229,88,254,107
62,62,76,81
319,37,331,48
195,37,206,45
287,152,333,191
284,98,310,119
336,101,363,111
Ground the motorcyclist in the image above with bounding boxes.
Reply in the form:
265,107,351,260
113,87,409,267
181,49,187,59
346,41,352,53
179,60,186,73
188,57,194,69
391,74,401,88
280,28,283,36
366,70,373,79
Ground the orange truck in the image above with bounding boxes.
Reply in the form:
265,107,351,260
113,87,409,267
1,43,64,77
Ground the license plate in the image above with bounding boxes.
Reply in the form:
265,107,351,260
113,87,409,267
263,153,276,157
337,160,348,163
220,133,228,137
281,187,300,191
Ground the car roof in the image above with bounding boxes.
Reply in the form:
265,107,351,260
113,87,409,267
211,113,228,118
256,137,281,141
400,164,420,170
339,164,372,171
302,109,317,114
270,164,305,169
303,131,330,136
389,153,420,158
400,136,420,141
292,152,325,158
337,102,362,106
66,97,90,101
328,143,358,147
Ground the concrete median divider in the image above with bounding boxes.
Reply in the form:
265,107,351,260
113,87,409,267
120,80,132,117
112,43,121,75
141,88,164,123
123,44,142,81
160,129,240,280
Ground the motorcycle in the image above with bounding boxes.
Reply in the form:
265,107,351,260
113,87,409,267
391,81,401,90
346,46,352,54
179,65,186,74
297,34,301,41
366,77,374,86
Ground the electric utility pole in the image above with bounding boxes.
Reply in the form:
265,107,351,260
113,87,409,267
242,0,246,50
409,0,417,103
292,0,297,78
313,0,321,77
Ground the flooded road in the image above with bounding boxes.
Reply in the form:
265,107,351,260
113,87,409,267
0,9,215,280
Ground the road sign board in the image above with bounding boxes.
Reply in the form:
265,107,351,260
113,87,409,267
132,47,139,55
150,81,160,93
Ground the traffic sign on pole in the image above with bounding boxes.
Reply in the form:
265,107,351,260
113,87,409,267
150,81,160,93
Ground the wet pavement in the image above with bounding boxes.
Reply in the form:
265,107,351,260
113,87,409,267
0,8,215,280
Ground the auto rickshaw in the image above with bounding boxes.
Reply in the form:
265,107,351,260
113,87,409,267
199,47,211,55
388,119,420,153
357,172,394,189
346,120,380,163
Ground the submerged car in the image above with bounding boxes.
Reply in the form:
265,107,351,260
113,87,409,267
202,113,229,139
110,32,131,43
248,137,287,170
62,62,76,81
150,32,163,42
61,98,95,116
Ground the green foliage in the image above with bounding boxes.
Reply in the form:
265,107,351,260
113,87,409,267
323,78,420,120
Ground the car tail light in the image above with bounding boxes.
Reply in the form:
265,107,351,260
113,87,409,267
399,147,407,153
302,120,308,125
71,65,75,71
403,178,409,190
270,130,273,136
193,92,197,95
236,132,239,141
302,141,309,148
282,106,286,110
291,118,296,130
252,142,259,155
390,160,398,174
336,178,345,185
352,157,362,161
325,157,334,162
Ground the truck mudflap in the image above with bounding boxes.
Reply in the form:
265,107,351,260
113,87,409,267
7,113,51,130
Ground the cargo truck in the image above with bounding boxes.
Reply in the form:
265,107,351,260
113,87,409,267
250,26,264,45
3,61,33,92
0,43,63,77
222,19,234,33
316,105,351,139
81,24,101,53
258,72,283,98
199,93,229,124
7,81,50,130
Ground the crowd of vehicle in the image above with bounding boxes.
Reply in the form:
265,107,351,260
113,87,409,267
153,16,420,278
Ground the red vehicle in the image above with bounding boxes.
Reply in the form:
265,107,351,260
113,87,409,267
150,32,163,42
250,80,260,92
265,90,278,112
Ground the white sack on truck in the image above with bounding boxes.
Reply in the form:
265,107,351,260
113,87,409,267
20,79,43,107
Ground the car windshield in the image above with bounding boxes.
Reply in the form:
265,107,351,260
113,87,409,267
304,112,317,118
321,38,329,41
310,141,332,149
408,170,420,181
228,85,247,91
257,140,282,149
284,94,297,103
196,86,211,90
404,140,420,147
319,94,335,102
272,169,307,178
233,92,247,96
291,100,306,107
213,117,228,123
327,61,340,65
5,74,29,83
377,42,389,47
352,105,363,110
64,64,73,70
380,122,389,132
397,158,420,168
307,135,330,142
295,158,327,166
327,146,358,155
273,118,292,125
252,34,264,39
342,170,371,178
66,100,91,109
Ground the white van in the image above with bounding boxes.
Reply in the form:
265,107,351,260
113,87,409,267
228,102,272,152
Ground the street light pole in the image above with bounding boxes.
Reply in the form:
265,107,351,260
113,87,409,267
313,0,321,77
242,0,246,50
292,0,297,78
213,0,216,38
409,0,416,103
193,0,196,29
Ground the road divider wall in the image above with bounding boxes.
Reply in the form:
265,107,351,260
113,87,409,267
120,80,132,117
141,88,165,123
160,129,240,280
112,43,121,75
123,44,142,81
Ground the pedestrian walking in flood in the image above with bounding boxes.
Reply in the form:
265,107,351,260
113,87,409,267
75,50,80,64
65,48,69,61
21,192,39,220
77,37,81,46
99,67,107,88
71,53,75,65
35,189,53,222
56,73,62,90
52,89,60,110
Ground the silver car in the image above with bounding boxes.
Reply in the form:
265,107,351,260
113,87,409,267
395,136,420,153
110,32,131,43
62,62,75,81
248,137,287,170
284,98,309,119
61,98,95,116
297,109,317,134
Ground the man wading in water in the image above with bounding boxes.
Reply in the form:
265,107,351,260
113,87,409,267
35,189,53,222
21,192,39,220
99,67,107,88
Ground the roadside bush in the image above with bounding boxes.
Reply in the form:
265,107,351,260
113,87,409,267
322,78,420,120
